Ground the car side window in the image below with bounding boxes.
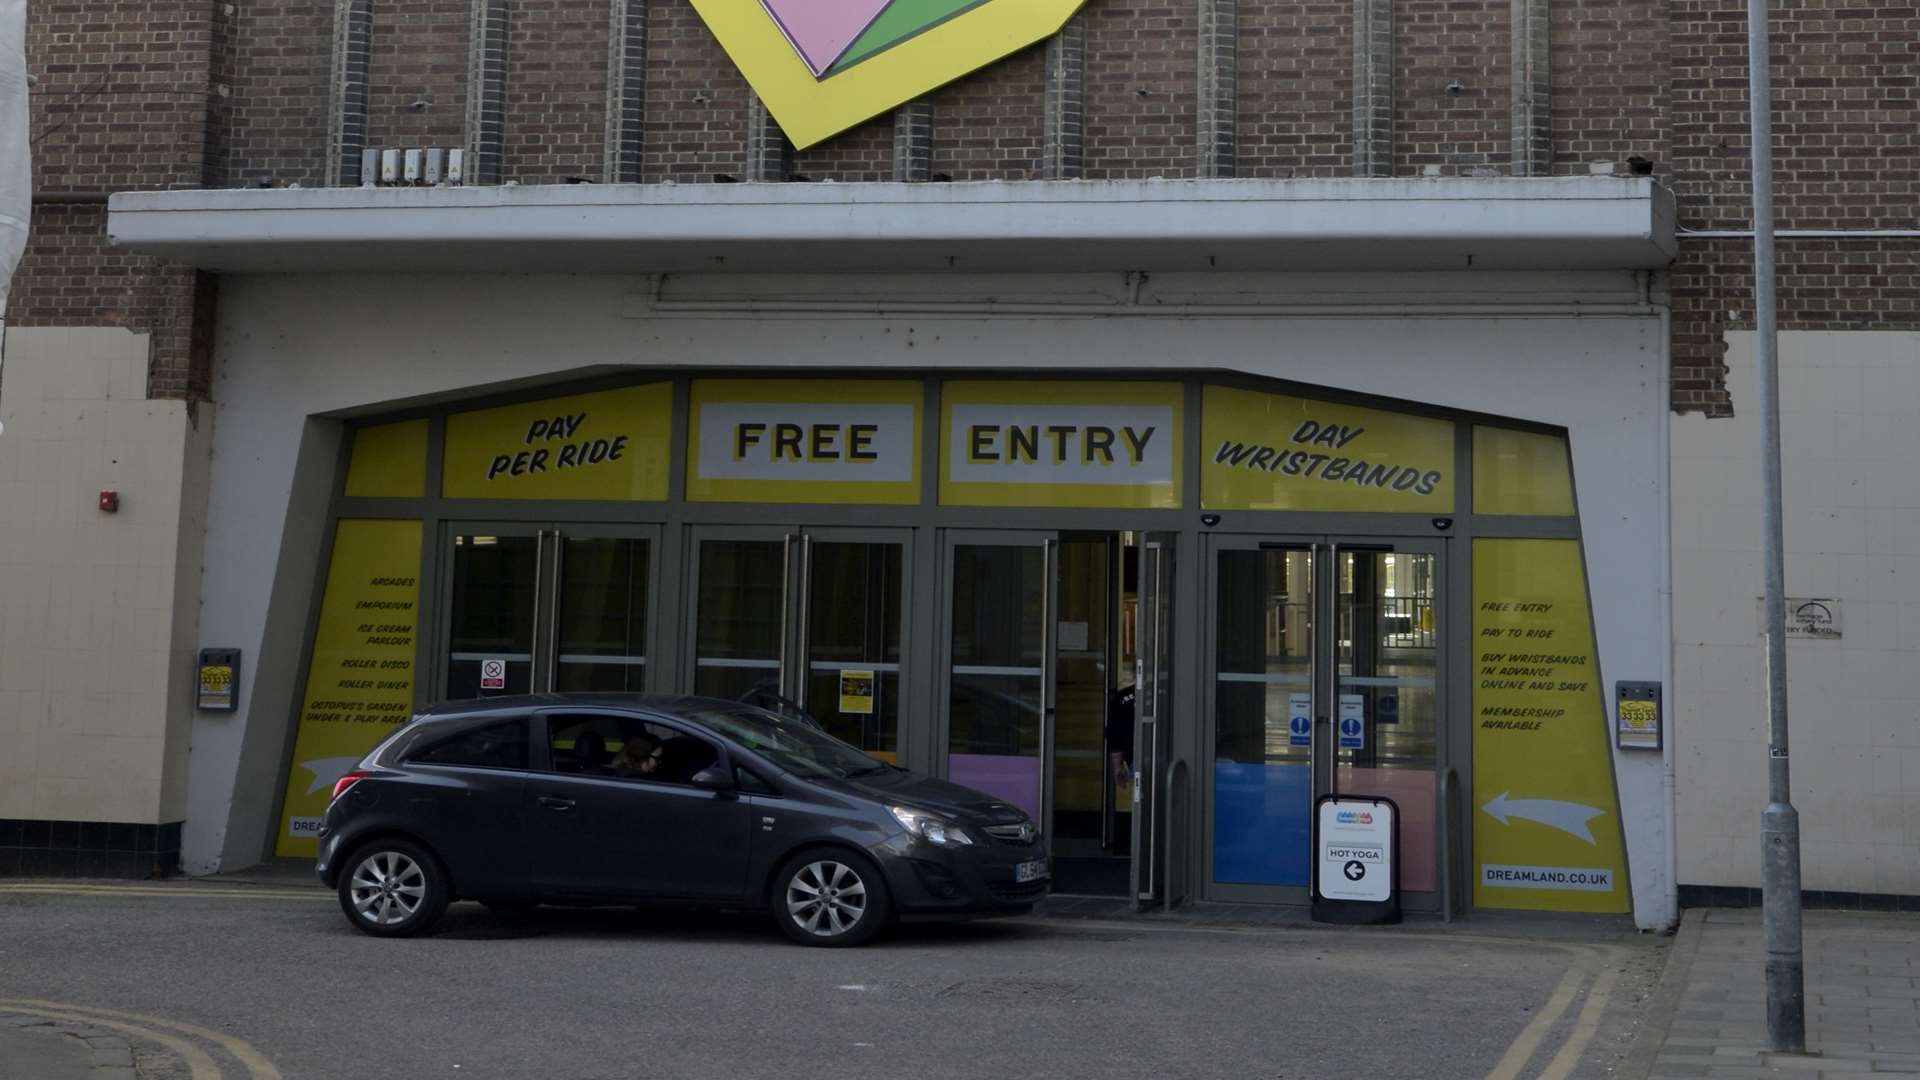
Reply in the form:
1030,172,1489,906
410,718,529,769
544,714,721,786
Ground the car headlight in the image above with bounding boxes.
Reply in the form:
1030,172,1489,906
888,805,973,846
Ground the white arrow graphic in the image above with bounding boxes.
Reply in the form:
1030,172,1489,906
299,756,364,796
1481,792,1606,845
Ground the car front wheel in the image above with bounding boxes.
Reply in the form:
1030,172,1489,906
772,849,891,947
338,839,450,938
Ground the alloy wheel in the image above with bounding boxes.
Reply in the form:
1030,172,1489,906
785,860,869,938
348,850,428,927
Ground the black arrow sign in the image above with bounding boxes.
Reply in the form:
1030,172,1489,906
1343,860,1365,881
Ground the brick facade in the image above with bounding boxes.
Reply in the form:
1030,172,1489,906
9,0,1918,411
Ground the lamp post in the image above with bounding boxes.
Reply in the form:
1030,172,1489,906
1746,0,1806,1054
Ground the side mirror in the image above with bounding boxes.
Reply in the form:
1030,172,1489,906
689,766,734,793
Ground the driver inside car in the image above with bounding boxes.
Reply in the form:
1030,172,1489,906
609,731,663,775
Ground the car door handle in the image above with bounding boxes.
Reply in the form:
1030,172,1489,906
537,796,575,811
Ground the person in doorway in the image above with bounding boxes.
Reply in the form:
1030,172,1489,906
1105,683,1137,795
611,731,663,776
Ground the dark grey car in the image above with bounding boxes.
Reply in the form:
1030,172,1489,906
314,693,1049,946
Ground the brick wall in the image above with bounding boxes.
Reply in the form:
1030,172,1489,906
365,0,469,153
224,0,331,188
1394,0,1508,173
1083,0,1196,180
500,0,608,183
11,0,217,399
15,0,1920,414
1549,0,1667,176
640,0,749,182
1669,0,1920,416
1235,0,1351,178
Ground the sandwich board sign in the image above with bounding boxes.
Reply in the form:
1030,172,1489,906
1312,794,1400,925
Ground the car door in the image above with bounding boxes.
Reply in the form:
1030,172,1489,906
399,715,534,898
525,710,753,901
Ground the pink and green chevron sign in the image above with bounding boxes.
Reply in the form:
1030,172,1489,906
692,0,1089,148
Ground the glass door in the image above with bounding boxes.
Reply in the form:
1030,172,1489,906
687,526,911,761
1207,536,1448,906
942,532,1055,822
442,523,659,700
445,525,545,699
1331,542,1442,896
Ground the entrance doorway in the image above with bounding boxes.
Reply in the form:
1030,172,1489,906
686,527,910,761
941,531,1156,897
1208,537,1446,906
441,524,660,699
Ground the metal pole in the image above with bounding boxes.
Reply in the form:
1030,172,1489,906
1747,0,1806,1054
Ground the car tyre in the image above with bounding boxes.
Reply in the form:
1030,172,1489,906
338,839,451,938
771,848,891,948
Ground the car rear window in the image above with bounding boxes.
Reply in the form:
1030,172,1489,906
410,718,529,769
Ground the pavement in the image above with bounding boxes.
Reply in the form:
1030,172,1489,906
0,873,1670,1080
1635,907,1920,1079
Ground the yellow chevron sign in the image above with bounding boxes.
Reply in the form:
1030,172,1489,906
691,0,1089,149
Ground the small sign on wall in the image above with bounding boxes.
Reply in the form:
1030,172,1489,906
196,649,241,711
1767,597,1842,640
1615,681,1662,751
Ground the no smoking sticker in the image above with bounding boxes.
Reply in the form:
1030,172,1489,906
480,658,507,691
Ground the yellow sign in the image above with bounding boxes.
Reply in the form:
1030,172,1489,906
1471,539,1628,913
343,419,429,499
1473,425,1575,516
690,0,1090,150
687,379,922,504
940,381,1183,508
1201,385,1455,512
839,670,876,715
443,385,672,501
275,519,424,857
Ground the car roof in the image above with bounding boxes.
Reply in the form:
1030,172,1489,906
414,692,752,723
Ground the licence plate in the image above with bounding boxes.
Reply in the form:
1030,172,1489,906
1015,859,1049,883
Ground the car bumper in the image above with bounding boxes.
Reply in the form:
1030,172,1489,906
871,834,1050,918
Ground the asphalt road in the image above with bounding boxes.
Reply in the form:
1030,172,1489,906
0,882,1668,1080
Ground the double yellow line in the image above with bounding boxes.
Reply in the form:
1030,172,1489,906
1483,945,1626,1080
0,999,281,1080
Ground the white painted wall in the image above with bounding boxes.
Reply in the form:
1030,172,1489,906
0,327,210,824
1674,331,1920,897
190,271,1674,927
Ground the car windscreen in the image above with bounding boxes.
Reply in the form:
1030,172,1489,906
687,705,890,781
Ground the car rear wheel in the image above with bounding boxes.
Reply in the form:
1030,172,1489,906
772,849,891,947
338,839,450,938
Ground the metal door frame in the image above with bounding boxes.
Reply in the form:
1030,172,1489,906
935,529,1060,848
543,522,664,694
682,524,801,702
1200,531,1453,912
436,521,666,698
788,526,917,762
435,521,552,699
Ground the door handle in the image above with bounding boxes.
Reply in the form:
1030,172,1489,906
537,795,575,811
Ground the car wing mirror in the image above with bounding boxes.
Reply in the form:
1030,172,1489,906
689,766,734,793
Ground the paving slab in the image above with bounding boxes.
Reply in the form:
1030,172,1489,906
1630,908,1920,1078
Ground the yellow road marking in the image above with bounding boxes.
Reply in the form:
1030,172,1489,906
1484,962,1587,1080
0,1004,225,1080
1,999,282,1080
1536,957,1622,1080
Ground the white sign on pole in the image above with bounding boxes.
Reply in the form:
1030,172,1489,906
1316,797,1394,903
